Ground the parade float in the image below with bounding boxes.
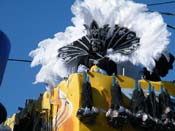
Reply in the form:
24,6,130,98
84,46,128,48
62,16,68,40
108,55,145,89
3,0,175,131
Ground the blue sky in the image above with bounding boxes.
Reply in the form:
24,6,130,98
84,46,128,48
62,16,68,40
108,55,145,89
0,0,174,117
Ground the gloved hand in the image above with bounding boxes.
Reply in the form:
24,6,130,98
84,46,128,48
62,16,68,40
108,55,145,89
106,105,131,128
77,106,98,124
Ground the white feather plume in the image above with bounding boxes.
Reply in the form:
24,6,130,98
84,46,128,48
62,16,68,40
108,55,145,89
29,0,170,86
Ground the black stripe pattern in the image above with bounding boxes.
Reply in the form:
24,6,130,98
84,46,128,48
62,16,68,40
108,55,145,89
58,20,140,65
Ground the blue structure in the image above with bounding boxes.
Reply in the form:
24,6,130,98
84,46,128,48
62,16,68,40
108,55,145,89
0,30,10,123
0,30,10,86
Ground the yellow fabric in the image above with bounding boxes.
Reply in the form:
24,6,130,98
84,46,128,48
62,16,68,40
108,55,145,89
53,73,137,131
4,72,175,131
4,114,16,130
42,91,51,110
139,80,175,96
52,73,175,131
90,65,99,72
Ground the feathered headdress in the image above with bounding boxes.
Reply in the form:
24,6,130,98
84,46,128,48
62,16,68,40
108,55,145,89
30,0,170,86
